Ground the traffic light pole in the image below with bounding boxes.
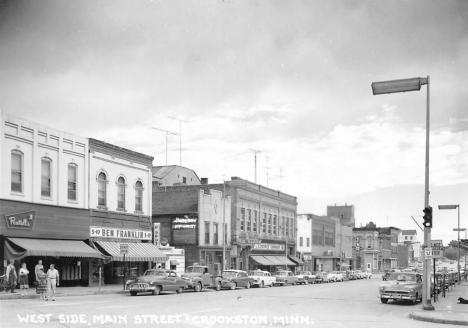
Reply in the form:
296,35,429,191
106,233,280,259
422,76,434,310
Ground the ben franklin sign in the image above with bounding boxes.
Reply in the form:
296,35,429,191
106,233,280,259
5,211,36,230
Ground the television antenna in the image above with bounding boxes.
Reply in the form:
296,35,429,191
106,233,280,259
265,156,272,187
150,127,179,165
249,148,262,183
168,117,190,166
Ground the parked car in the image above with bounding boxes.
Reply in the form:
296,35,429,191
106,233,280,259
181,265,234,291
296,271,315,284
382,270,390,281
222,270,255,289
363,270,372,279
354,270,365,279
378,272,423,304
314,271,325,283
127,269,189,296
248,270,276,288
273,270,299,286
333,271,344,282
349,271,358,280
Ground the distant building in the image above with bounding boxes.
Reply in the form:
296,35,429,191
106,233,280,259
152,165,201,186
297,214,313,271
353,222,380,272
400,230,417,244
327,204,355,227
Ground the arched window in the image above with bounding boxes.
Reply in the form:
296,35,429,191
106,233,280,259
41,158,52,197
135,181,143,212
117,176,125,209
11,150,23,192
68,164,77,201
98,172,107,206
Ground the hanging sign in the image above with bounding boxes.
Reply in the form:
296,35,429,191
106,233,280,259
153,223,160,246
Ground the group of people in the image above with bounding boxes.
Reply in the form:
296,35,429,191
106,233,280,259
4,259,60,301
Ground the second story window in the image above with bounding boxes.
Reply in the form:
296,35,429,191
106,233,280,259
307,237,310,247
240,208,245,231
117,177,125,209
98,172,107,206
11,151,23,193
262,212,266,233
253,210,257,233
286,218,289,236
41,158,51,197
268,214,272,234
299,237,303,247
68,164,77,201
135,181,143,212
247,210,251,232
205,222,210,244
214,223,218,244
273,215,277,235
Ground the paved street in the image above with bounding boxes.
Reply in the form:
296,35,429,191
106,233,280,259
1,276,462,328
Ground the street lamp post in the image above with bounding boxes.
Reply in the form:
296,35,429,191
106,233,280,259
371,76,433,310
438,205,462,284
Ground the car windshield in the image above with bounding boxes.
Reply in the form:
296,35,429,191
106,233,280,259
389,273,416,282
222,271,238,277
186,267,204,273
276,272,288,276
249,271,264,276
299,272,310,275
144,271,167,276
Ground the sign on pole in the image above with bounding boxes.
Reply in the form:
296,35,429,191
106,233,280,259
120,243,129,255
424,248,432,260
430,240,443,259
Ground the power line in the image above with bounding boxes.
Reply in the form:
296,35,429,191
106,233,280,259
168,117,190,166
150,127,179,165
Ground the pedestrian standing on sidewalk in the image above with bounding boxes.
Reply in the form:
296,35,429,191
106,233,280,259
5,260,17,294
35,260,44,282
46,264,59,301
36,268,47,300
18,263,30,297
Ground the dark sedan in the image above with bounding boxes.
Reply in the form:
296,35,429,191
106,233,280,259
126,269,189,296
222,270,255,289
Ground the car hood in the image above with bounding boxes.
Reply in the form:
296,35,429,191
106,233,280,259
381,280,420,289
131,276,164,283
181,272,202,278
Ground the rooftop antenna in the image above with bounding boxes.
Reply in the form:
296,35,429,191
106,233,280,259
277,168,285,191
265,156,272,187
168,117,190,166
150,127,179,165
249,148,262,184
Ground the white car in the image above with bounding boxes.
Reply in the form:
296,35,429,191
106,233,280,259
354,270,365,279
363,271,372,279
327,271,343,282
248,270,276,288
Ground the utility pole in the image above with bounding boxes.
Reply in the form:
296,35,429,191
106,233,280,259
249,149,262,184
151,127,179,165
168,117,190,166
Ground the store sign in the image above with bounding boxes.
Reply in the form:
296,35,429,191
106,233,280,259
5,211,36,230
237,238,262,245
252,243,285,251
153,223,160,246
90,226,152,240
172,216,197,229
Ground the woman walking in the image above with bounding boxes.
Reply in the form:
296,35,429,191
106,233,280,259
18,263,29,296
36,268,47,300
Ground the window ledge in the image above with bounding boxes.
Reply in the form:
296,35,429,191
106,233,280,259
97,205,108,210
134,210,144,215
67,200,79,204
10,192,25,197
116,208,127,213
40,196,53,201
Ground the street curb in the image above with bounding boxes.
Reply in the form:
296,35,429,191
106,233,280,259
0,290,129,301
409,312,468,326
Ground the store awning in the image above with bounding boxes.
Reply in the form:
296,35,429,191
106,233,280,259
170,260,180,266
95,241,168,262
5,238,103,260
288,256,305,266
250,255,275,266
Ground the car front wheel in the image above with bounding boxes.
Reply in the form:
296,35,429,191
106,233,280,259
152,286,161,295
194,282,202,292
176,287,183,294
259,281,264,288
246,282,250,289
380,298,388,304
130,291,137,296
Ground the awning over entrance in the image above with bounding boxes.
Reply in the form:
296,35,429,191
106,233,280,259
250,255,275,266
170,260,180,265
288,256,305,265
250,255,295,266
5,238,103,260
95,241,168,262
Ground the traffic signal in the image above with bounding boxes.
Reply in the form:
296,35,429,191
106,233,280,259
422,206,433,228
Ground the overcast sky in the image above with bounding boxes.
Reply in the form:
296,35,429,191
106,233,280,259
1,0,467,245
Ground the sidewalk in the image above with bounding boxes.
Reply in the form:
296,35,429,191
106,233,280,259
409,280,468,325
0,284,128,301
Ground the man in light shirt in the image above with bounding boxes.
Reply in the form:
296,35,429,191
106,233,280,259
46,264,59,301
